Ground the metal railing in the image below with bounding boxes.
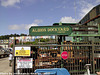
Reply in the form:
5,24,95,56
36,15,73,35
12,41,100,75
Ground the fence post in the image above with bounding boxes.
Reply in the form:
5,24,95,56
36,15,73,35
60,36,65,68
12,37,16,74
92,40,95,73
61,41,63,68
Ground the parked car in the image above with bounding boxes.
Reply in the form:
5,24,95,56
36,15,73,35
0,46,10,57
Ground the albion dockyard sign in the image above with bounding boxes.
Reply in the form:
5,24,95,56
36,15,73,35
29,25,72,36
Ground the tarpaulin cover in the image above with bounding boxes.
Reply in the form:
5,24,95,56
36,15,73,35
35,68,70,75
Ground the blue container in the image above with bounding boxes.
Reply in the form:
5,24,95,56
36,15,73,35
35,68,70,75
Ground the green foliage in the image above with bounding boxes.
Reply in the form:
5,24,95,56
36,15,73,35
23,41,38,45
40,38,45,42
22,38,52,45
40,38,49,42
11,44,13,48
0,34,27,40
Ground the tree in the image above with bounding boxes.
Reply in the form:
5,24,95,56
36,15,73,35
0,33,27,40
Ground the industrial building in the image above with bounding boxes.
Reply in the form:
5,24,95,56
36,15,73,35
78,4,100,42
53,4,100,42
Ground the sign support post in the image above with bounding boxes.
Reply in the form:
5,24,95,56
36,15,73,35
59,22,65,68
12,37,16,75
60,36,64,68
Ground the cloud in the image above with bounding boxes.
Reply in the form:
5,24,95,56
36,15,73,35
77,0,95,18
8,24,22,30
24,23,38,30
33,19,43,24
96,0,100,3
1,0,21,8
0,0,39,8
8,23,38,30
8,19,43,30
60,16,78,23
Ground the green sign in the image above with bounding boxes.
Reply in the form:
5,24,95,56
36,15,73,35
29,25,72,36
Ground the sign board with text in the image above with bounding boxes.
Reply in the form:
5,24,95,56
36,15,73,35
15,47,30,56
17,58,33,68
61,51,68,60
29,25,72,36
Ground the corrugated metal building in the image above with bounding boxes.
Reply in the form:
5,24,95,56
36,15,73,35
79,4,100,42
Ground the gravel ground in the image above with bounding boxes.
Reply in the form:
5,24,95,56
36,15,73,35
0,57,12,73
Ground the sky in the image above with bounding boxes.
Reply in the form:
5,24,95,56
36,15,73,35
0,0,100,36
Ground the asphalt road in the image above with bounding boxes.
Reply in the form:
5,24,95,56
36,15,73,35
0,57,12,73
